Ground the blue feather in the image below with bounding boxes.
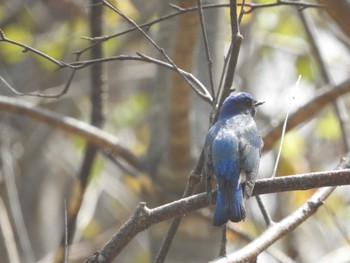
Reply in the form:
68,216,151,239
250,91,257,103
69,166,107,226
204,92,263,226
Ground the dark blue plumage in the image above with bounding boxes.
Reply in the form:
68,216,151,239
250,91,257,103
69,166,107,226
204,92,264,226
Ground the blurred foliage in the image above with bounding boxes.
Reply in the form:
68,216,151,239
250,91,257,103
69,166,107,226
280,131,305,159
315,109,341,140
111,92,150,129
0,0,349,262
81,218,102,239
0,24,33,63
295,54,315,81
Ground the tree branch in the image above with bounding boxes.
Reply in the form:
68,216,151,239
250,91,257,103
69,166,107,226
55,2,108,262
218,0,242,103
197,0,216,97
82,1,325,47
85,167,350,262
66,53,212,104
101,0,213,105
214,187,335,263
262,78,350,151
298,8,350,152
0,95,140,170
212,152,350,262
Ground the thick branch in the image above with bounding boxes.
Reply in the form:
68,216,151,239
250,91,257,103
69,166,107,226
85,167,350,262
0,95,140,169
213,153,350,262
214,187,335,263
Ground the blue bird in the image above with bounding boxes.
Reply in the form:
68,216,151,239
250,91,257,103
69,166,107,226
204,92,264,226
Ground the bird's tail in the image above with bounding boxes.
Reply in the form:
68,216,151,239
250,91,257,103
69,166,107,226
213,183,246,226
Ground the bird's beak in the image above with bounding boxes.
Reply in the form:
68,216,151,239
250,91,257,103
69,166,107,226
254,100,265,107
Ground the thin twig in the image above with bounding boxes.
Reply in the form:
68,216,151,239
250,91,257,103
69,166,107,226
82,1,325,47
67,53,213,103
55,3,107,261
0,29,64,67
322,204,350,244
137,53,213,104
64,200,68,263
262,78,350,151
271,75,300,178
101,0,212,104
255,195,274,227
1,136,35,263
219,225,227,257
154,152,204,263
238,0,246,24
0,196,21,263
0,30,78,98
197,0,216,98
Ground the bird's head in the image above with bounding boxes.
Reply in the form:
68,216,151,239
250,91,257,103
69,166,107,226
219,92,264,119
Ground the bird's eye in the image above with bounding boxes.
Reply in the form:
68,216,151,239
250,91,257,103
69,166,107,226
244,99,252,106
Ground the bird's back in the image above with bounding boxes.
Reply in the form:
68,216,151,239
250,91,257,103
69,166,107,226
204,92,264,225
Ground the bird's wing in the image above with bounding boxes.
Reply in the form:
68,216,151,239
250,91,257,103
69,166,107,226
211,127,240,181
204,124,218,202
239,119,263,198
204,121,241,203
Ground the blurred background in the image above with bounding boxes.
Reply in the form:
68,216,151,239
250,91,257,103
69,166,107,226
0,0,349,262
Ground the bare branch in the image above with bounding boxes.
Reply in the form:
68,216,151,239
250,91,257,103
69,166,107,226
255,195,274,227
215,153,350,262
83,1,325,46
262,78,350,151
214,187,336,263
197,0,216,97
1,138,35,263
101,0,212,104
0,69,77,99
219,225,227,257
272,76,300,177
0,29,64,67
67,53,213,104
298,9,350,152
55,2,109,262
215,0,243,119
0,29,78,98
0,95,141,170
85,166,350,262
0,197,21,263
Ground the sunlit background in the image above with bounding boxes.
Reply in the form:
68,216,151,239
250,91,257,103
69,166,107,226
0,0,349,262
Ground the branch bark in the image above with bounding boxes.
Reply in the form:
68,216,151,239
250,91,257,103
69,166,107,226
213,152,350,263
85,166,350,263
0,95,140,169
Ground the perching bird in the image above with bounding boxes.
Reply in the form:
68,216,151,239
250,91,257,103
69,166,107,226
204,92,264,226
